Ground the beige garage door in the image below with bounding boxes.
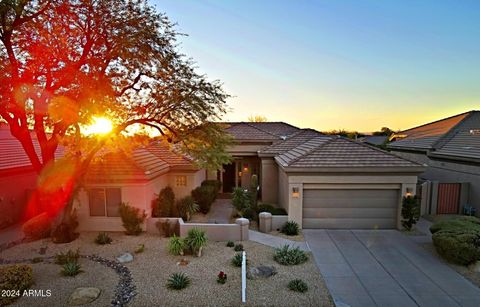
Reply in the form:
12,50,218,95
302,189,399,229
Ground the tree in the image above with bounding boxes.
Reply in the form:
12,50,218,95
0,0,231,234
373,127,396,136
322,129,364,140
248,115,267,122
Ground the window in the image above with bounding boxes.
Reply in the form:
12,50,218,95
88,188,122,217
175,175,187,187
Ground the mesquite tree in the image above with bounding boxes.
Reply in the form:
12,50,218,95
0,0,231,232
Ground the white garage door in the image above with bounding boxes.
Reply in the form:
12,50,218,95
302,189,399,229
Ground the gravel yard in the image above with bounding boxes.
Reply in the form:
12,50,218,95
0,232,333,306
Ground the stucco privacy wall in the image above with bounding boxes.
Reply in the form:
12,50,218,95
278,168,289,213
0,170,37,225
76,169,205,231
394,151,480,213
146,217,250,241
283,173,418,229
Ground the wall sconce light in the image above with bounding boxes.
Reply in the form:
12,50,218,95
292,187,300,198
405,188,413,197
243,164,249,172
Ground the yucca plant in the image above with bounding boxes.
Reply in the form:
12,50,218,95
55,249,80,265
95,232,112,245
281,221,300,236
233,243,244,252
185,228,207,257
61,261,82,277
288,279,308,293
226,241,235,247
168,235,186,256
166,272,190,290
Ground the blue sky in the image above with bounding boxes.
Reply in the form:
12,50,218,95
152,0,480,131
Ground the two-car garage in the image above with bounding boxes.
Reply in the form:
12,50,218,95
302,187,399,229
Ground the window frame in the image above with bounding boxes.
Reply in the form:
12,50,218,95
175,175,187,187
88,187,122,217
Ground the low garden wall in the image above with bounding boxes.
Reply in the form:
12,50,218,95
271,215,288,231
146,217,249,241
258,212,288,233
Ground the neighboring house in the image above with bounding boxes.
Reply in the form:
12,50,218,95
359,135,389,146
388,110,480,216
209,122,424,229
0,124,64,227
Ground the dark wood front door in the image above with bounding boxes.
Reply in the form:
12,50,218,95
437,183,461,214
222,163,236,193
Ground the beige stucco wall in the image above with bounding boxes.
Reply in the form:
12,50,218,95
76,169,205,232
261,158,278,204
278,168,289,212
280,173,418,229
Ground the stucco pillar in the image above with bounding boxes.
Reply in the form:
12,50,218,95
236,218,250,241
288,183,303,228
430,181,439,214
459,183,470,214
259,212,272,233
261,158,278,204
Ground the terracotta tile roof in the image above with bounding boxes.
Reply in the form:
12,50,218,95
389,112,470,150
276,137,421,169
0,125,64,171
145,141,193,168
259,129,328,156
389,111,480,161
224,122,300,141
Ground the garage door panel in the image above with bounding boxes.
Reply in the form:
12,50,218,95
303,197,397,209
302,188,399,229
303,207,397,219
303,218,396,229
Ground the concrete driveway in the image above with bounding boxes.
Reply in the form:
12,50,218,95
304,229,480,307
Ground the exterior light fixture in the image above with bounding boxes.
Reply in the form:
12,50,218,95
243,164,249,172
405,188,413,197
292,187,300,198
238,171,242,177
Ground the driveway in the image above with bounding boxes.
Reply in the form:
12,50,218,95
304,229,480,307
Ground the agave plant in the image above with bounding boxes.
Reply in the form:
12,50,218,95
61,261,83,277
168,235,186,256
166,272,190,290
95,232,112,245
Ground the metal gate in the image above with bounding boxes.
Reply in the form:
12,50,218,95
437,183,461,214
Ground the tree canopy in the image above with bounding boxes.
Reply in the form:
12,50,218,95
0,0,232,175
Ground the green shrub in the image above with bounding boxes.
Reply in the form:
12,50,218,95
31,257,43,263
61,261,83,277
168,235,186,256
226,241,235,247
185,228,208,257
288,279,308,293
274,245,308,265
156,219,176,238
22,212,51,240
249,174,259,211
258,203,287,215
153,186,176,217
241,207,256,220
234,243,244,252
401,196,420,231
191,185,216,214
176,196,199,221
95,232,112,245
201,180,221,194
430,216,480,265
55,249,80,265
231,253,243,267
232,187,250,212
119,202,147,235
0,265,33,305
281,221,300,236
166,272,190,290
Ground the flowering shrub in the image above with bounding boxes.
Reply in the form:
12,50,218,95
217,271,227,284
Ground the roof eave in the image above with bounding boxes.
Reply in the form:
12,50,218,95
280,165,427,174
428,152,480,164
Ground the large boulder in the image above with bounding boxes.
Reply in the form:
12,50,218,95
68,287,101,306
116,253,134,263
247,265,277,280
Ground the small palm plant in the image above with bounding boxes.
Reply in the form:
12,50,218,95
61,261,83,277
166,272,190,290
185,228,207,257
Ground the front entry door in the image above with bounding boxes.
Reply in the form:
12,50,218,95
222,163,236,193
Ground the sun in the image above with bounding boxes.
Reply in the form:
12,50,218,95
83,116,113,135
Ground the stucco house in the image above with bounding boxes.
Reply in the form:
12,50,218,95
388,110,480,216
209,122,425,229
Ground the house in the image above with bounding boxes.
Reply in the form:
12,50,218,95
0,124,64,228
209,122,425,229
388,110,480,216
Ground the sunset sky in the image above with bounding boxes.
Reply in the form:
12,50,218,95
154,0,480,132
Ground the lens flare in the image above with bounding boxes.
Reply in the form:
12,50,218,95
83,117,113,135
